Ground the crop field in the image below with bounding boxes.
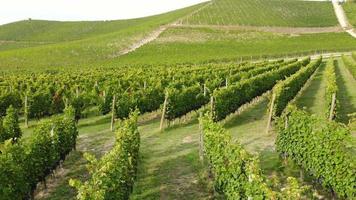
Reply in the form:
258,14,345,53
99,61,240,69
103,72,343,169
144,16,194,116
112,27,356,66
344,1,356,27
181,0,338,27
1,0,356,199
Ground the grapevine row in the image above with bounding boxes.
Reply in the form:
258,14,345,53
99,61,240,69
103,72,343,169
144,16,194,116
69,110,140,200
324,59,338,120
276,106,356,198
199,114,307,199
212,58,310,121
271,57,322,117
0,107,78,199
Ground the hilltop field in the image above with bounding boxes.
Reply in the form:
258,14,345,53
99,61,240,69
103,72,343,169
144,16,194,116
0,0,356,200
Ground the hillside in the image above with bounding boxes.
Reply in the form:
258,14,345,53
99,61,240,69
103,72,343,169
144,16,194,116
344,1,356,27
0,3,204,70
110,26,356,66
1,1,356,199
0,0,352,71
181,0,338,27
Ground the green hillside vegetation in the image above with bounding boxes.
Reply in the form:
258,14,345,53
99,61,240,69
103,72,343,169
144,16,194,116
0,3,203,70
344,1,356,27
110,27,356,66
182,0,337,27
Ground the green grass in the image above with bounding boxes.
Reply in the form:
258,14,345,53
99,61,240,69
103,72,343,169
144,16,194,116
295,62,327,117
344,2,356,27
0,19,170,43
109,27,356,66
182,0,337,27
0,4,204,70
335,58,356,124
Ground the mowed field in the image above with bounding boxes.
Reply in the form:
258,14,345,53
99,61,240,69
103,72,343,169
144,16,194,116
181,0,338,27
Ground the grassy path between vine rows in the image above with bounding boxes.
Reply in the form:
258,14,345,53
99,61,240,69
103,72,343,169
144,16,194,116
23,111,212,200
221,96,334,199
34,115,116,200
335,58,356,125
294,62,327,117
130,118,212,200
23,59,356,199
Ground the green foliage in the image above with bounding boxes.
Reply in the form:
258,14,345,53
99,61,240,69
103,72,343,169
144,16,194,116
1,106,22,142
212,58,309,121
115,86,164,119
0,114,78,199
0,141,29,200
165,85,208,120
342,55,356,79
70,110,140,200
272,57,322,117
0,92,22,117
276,106,356,198
325,59,339,119
28,89,52,119
70,95,92,121
183,0,337,27
199,114,308,199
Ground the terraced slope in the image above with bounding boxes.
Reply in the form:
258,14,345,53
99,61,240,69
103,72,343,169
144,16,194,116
181,0,338,27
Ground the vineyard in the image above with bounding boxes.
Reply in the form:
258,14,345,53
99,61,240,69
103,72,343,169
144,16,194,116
1,0,356,199
181,0,337,27
0,53,355,199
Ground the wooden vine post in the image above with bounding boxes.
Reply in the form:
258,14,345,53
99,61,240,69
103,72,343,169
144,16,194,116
76,86,79,98
329,93,336,121
266,93,276,134
283,114,289,166
203,84,207,97
24,94,28,128
199,112,204,162
210,96,214,114
160,92,169,131
110,95,116,132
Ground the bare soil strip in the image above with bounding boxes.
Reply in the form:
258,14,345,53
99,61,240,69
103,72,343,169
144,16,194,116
118,2,213,56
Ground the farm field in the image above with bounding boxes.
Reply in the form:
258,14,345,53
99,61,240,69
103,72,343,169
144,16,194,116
111,27,356,66
1,0,356,199
181,0,337,27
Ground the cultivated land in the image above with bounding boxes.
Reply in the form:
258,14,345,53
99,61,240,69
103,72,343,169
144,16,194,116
181,0,338,27
344,1,356,27
1,0,356,199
